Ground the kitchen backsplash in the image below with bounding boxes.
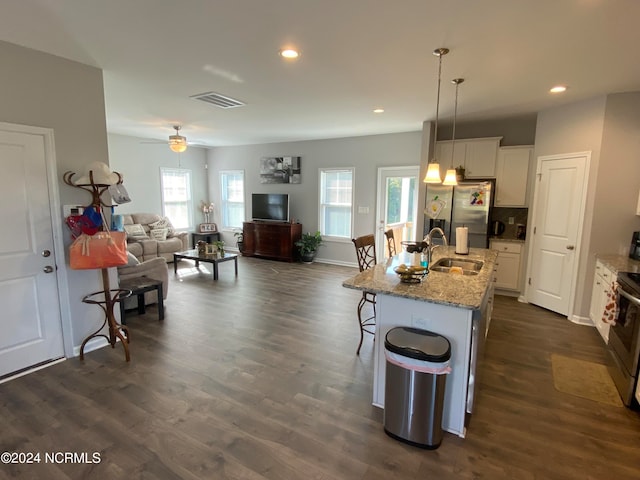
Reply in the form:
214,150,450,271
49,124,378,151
491,207,528,239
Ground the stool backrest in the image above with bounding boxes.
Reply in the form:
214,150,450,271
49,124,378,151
384,229,397,257
352,234,377,272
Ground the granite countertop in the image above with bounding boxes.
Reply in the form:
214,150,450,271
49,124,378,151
342,246,498,310
596,254,640,274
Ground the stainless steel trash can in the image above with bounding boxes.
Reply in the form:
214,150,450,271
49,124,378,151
383,327,451,449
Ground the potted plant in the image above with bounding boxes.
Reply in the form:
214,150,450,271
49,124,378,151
295,231,323,263
455,165,466,182
233,228,244,253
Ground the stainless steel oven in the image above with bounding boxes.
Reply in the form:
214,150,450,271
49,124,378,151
607,272,640,406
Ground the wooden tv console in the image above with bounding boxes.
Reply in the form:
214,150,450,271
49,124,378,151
242,221,302,262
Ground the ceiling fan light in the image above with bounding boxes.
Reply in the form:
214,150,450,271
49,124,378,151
423,163,442,183
442,169,458,186
169,134,188,153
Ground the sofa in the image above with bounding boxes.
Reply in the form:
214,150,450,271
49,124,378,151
122,213,189,262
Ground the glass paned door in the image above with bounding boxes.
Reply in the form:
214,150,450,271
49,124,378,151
376,167,420,259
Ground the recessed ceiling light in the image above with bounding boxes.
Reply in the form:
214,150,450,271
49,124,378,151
279,48,299,59
373,108,384,114
550,85,568,93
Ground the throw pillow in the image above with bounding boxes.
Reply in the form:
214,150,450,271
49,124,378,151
150,217,175,237
150,228,168,241
124,223,148,239
126,251,140,266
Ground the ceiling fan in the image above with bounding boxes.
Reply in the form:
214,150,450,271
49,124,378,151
141,125,190,152
168,125,188,152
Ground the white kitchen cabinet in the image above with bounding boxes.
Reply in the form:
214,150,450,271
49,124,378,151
495,146,532,207
589,260,615,344
435,137,502,179
490,240,522,291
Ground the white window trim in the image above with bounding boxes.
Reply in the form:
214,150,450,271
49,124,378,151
219,169,246,231
318,167,355,243
160,167,193,231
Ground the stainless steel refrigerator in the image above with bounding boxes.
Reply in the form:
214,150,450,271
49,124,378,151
424,179,494,248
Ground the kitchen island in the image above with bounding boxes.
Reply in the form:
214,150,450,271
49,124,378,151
342,247,498,437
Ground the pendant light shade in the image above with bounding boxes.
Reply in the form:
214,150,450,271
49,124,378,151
442,169,458,185
423,47,449,184
442,78,464,186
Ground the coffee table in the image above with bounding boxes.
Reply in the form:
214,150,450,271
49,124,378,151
173,249,238,280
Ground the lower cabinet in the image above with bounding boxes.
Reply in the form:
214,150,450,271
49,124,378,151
243,221,302,262
589,259,614,343
490,240,522,291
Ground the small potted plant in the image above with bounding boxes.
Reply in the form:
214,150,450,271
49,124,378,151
455,165,466,182
213,240,225,256
295,231,323,263
233,228,244,253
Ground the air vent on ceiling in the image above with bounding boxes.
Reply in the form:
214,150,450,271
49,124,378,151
190,91,245,109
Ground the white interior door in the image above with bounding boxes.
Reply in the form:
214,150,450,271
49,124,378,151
376,166,420,259
527,153,589,316
0,127,64,378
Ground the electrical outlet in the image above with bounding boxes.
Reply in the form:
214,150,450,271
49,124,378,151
508,217,515,225
63,205,84,217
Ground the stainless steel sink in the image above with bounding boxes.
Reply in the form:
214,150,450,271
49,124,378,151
430,257,483,275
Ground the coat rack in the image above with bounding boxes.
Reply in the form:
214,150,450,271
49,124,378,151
63,168,133,361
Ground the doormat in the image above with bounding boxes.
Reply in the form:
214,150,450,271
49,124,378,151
550,353,623,407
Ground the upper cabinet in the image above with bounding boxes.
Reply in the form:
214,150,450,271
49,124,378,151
495,146,533,207
435,137,502,179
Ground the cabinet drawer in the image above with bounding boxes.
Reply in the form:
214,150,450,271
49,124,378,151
491,241,522,254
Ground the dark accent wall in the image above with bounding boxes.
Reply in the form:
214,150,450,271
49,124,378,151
437,114,537,146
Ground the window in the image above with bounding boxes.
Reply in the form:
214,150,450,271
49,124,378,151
320,168,353,239
220,170,245,229
160,168,192,230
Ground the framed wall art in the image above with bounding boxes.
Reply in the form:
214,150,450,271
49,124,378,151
259,156,301,184
199,223,217,233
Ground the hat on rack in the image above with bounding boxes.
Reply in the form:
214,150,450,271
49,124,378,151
74,161,120,185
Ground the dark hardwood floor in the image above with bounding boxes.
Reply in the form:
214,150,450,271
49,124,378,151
1,256,639,479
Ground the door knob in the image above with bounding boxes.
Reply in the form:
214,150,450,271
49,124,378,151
42,250,51,257
566,245,575,250
43,266,54,273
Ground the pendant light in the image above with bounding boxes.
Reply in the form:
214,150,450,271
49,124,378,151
443,78,464,186
423,47,449,184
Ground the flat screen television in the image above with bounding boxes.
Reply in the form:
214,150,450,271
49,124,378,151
252,193,290,222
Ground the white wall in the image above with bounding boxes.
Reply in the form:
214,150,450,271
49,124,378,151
0,40,111,352
108,133,209,226
207,131,422,265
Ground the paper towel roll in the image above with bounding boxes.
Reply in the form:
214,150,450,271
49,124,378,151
455,227,469,254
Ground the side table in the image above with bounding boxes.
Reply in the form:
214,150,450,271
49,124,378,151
119,276,164,324
191,231,221,248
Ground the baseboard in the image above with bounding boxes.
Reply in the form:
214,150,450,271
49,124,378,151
517,295,528,303
570,314,593,326
72,336,109,357
313,258,358,268
494,289,520,298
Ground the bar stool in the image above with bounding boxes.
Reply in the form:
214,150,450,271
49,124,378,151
384,229,397,257
351,234,377,355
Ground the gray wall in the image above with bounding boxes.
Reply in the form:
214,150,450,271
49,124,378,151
207,131,422,265
108,133,208,226
0,40,111,352
532,93,640,319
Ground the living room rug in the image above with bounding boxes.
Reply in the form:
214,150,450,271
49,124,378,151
550,353,623,407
